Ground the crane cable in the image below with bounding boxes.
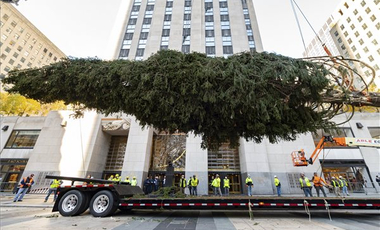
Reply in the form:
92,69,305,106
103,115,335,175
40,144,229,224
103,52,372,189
290,0,325,57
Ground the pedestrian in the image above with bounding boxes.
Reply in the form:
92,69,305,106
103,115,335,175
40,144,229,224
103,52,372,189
124,176,131,185
179,175,187,194
376,175,380,186
143,176,150,194
312,172,327,197
299,173,313,197
113,174,121,183
154,176,159,191
13,174,35,202
212,174,222,196
246,174,253,196
131,176,138,186
274,175,281,197
331,176,341,196
108,175,114,181
191,175,199,196
223,176,230,196
339,176,350,197
187,177,193,195
44,179,62,202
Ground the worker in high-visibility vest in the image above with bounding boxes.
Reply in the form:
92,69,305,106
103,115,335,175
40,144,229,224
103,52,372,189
13,174,35,202
187,177,193,195
124,176,131,185
331,176,342,196
131,176,138,186
274,175,281,197
108,175,114,181
191,175,199,196
179,175,187,194
212,174,222,196
312,172,327,197
299,173,313,197
339,176,349,197
113,174,121,183
44,179,62,202
245,174,253,196
223,176,230,196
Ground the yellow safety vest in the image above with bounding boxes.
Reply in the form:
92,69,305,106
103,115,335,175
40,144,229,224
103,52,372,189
246,177,253,186
180,178,187,187
212,178,221,188
274,178,280,187
191,178,199,187
299,177,311,187
223,179,230,188
50,179,61,188
124,179,131,183
131,179,137,186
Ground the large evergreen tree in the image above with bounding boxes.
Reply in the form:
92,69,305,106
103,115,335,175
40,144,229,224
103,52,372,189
3,50,379,148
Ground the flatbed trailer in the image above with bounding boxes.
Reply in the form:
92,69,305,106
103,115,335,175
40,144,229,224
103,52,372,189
47,175,380,217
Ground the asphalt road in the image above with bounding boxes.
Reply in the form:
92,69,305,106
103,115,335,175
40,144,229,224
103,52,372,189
0,207,379,230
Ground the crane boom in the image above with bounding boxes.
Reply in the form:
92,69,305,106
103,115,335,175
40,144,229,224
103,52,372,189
291,135,380,167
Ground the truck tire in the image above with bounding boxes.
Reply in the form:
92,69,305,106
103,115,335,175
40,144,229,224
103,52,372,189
58,190,87,216
76,193,90,215
89,190,118,217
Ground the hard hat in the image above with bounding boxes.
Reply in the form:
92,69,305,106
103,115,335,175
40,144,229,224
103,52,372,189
332,176,335,179
339,176,342,178
133,176,136,178
116,174,119,176
274,175,277,178
248,174,251,177
126,176,129,178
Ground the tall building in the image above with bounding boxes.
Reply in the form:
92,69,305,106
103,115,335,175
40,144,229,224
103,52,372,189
111,0,263,60
303,0,380,89
0,0,379,196
0,3,65,82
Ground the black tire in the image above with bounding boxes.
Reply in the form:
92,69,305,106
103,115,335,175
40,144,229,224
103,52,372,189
76,193,90,215
58,190,87,216
89,190,118,217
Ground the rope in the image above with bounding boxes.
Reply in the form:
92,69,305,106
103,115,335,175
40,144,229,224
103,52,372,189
248,200,254,221
290,0,307,55
303,200,311,222
324,199,332,221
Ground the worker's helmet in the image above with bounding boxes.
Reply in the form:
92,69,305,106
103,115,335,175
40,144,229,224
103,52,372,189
274,175,277,178
116,174,119,177
339,176,342,178
332,176,335,179
133,176,136,179
126,176,129,179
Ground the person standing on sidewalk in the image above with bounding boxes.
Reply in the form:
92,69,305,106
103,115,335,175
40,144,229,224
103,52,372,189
246,174,253,196
223,176,230,196
179,175,187,194
299,173,313,197
13,174,35,202
339,176,350,197
312,172,327,197
44,179,62,202
187,176,193,195
274,175,281,197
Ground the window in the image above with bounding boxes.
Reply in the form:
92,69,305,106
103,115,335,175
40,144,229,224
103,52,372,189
4,66,11,72
376,22,380,30
43,48,47,53
367,31,372,38
365,7,371,14
164,14,172,21
373,39,378,45
182,45,190,53
8,59,14,65
205,30,214,37
220,15,229,21
13,52,19,58
162,29,170,37
354,31,359,37
128,18,137,25
124,33,133,40
143,18,152,24
334,31,339,36
206,46,215,55
205,15,214,22
14,33,20,40
160,45,168,50
223,45,233,54
5,130,41,149
346,17,351,23
119,49,129,57
5,47,11,53
219,1,228,8
0,54,6,60
205,2,213,11
140,32,149,39
221,29,231,37
358,16,363,22
184,0,191,7
183,28,191,36
340,24,345,30
353,9,358,15
359,39,364,45
370,15,376,22
368,128,380,139
166,1,173,7
25,33,31,39
24,51,29,56
2,14,9,21
347,38,352,44
184,14,191,20
17,46,22,51
132,5,140,11
1,34,8,41
363,46,369,53
20,57,26,63
136,48,144,57
337,38,342,43
350,24,355,30
355,53,361,59
146,5,154,11
344,2,349,8
368,55,374,62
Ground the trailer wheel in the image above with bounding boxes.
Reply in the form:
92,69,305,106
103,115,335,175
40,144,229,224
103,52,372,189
58,190,87,216
76,193,90,215
89,190,118,217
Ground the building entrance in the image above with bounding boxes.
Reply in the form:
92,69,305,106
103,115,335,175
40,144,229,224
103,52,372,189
0,159,27,192
208,172,241,195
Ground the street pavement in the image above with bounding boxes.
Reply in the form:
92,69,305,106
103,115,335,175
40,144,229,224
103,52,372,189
1,193,379,230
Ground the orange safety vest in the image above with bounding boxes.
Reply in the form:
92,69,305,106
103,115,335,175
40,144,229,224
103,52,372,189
20,177,34,188
313,176,325,187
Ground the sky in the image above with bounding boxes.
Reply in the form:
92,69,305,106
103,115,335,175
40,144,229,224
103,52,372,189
15,0,342,59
